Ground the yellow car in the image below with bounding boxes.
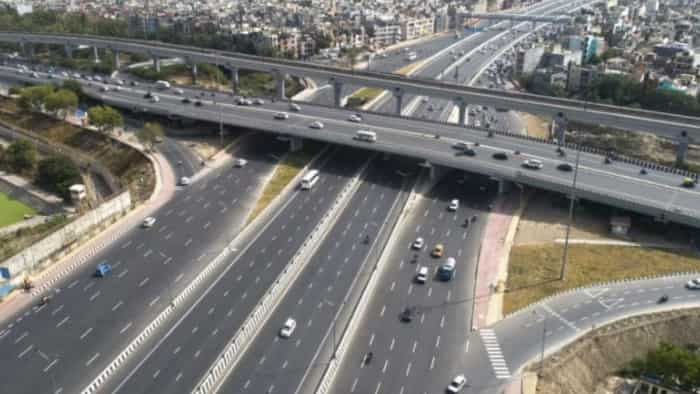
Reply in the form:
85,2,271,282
431,244,444,258
682,177,696,188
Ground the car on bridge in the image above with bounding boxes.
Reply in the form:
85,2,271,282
522,159,544,170
348,114,362,123
447,374,467,393
682,178,696,188
142,217,156,228
686,278,700,289
492,152,508,160
234,158,248,168
431,243,444,258
279,318,296,338
95,263,112,278
309,121,324,129
274,112,289,120
411,237,425,250
557,163,573,172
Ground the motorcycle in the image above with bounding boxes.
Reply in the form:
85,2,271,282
658,294,669,304
364,351,373,364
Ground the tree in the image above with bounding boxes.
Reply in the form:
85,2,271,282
61,79,84,98
345,47,362,71
135,122,164,151
623,343,700,391
44,89,78,119
36,155,82,201
17,84,54,112
5,139,37,174
88,105,123,135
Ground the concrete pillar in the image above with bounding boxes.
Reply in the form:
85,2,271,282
191,63,198,85
289,136,303,152
93,46,100,64
231,67,239,93
276,73,286,100
419,160,436,179
153,57,161,73
333,81,343,107
394,90,403,115
457,101,467,126
552,112,568,145
64,44,73,59
497,179,512,194
114,50,120,69
677,131,690,165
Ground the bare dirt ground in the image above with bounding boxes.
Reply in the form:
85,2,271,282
519,113,551,139
533,308,700,394
173,135,235,161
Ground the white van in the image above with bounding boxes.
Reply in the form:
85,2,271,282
355,130,377,142
300,169,319,190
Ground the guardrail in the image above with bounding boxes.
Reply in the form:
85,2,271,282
1,30,699,135
192,153,374,394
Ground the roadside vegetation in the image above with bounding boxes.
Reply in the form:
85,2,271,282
620,342,700,391
503,244,700,313
246,141,324,225
0,191,36,228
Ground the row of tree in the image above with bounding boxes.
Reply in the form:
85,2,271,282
0,140,81,201
17,83,78,119
621,342,700,391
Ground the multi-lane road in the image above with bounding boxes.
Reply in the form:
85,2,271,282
0,134,288,394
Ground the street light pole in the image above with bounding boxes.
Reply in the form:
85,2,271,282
559,147,581,281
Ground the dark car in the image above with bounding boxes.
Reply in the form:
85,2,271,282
400,306,416,323
181,97,192,104
194,100,203,107
463,148,476,157
492,152,508,160
557,163,573,172
143,91,152,99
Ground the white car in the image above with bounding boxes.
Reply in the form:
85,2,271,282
447,374,467,393
93,76,103,82
61,71,69,77
150,95,160,103
274,112,289,120
100,86,110,92
309,121,324,129
142,217,156,228
179,176,191,186
173,88,184,95
348,114,362,123
448,199,459,212
412,237,425,250
522,159,544,170
415,266,428,284
279,318,296,338
234,158,248,168
289,103,301,112
686,278,700,289
253,98,265,105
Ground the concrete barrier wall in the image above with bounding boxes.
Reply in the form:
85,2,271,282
0,191,131,281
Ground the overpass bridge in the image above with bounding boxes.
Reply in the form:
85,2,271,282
1,32,699,149
460,12,572,24
3,69,698,229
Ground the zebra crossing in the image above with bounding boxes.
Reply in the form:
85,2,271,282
479,329,511,379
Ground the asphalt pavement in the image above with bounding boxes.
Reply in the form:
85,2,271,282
0,134,288,394
217,156,416,394
330,171,498,394
102,148,370,394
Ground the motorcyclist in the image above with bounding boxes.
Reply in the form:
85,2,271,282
364,234,370,244
365,351,373,364
658,294,669,303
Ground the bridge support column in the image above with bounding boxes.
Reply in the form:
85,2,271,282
153,57,161,73
289,136,303,152
114,50,120,69
276,73,287,101
333,81,343,107
64,44,73,59
191,63,198,85
457,101,467,126
552,112,568,145
92,46,100,64
231,67,239,93
497,179,512,194
677,131,690,165
394,89,403,115
419,160,436,179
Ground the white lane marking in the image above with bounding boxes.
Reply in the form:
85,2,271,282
382,360,389,374
44,358,59,372
56,316,70,328
112,301,123,311
85,352,99,367
18,344,33,359
80,327,93,341
119,322,132,334
480,329,511,379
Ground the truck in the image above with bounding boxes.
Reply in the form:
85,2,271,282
155,80,171,90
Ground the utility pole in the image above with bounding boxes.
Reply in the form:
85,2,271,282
559,147,581,280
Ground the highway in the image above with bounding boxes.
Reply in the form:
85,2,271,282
100,148,369,394
331,172,497,394
6,67,699,227
461,273,700,394
6,16,700,138
0,134,287,394
216,156,414,394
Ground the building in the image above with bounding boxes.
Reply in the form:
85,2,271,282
515,46,545,75
278,32,299,58
373,23,401,47
298,35,316,59
400,17,434,41
568,64,600,92
669,50,696,77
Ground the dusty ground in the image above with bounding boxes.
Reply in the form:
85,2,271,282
172,135,236,161
534,308,700,394
519,113,551,139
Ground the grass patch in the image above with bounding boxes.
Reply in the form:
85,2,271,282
346,87,385,109
504,244,700,314
246,142,323,224
0,192,36,228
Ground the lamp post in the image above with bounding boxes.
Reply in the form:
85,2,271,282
559,147,581,281
323,299,341,360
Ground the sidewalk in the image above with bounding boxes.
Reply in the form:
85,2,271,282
472,190,525,329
